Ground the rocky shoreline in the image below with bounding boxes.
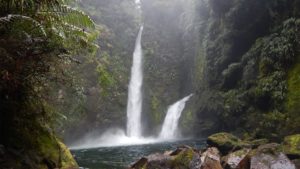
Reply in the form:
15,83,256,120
129,133,300,169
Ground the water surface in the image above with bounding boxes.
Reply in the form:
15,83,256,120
72,139,206,169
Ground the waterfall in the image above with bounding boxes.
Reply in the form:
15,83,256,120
126,26,144,138
70,27,194,149
159,94,193,139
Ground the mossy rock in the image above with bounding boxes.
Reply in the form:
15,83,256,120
57,140,79,169
248,139,269,148
282,134,300,159
171,147,197,169
3,116,78,169
207,132,245,154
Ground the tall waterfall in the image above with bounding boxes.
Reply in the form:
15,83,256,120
159,94,193,139
126,26,144,137
70,27,195,149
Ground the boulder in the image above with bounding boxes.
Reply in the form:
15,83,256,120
282,134,300,159
207,132,245,154
222,148,250,169
131,153,172,169
172,147,200,169
130,146,201,169
249,143,296,169
146,153,172,169
200,147,223,169
251,152,295,169
248,139,269,148
292,159,300,169
130,157,148,169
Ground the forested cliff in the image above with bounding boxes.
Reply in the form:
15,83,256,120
62,0,300,142
138,0,300,140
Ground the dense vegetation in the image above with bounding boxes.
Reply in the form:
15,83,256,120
194,0,300,139
0,0,96,168
137,0,300,140
60,0,140,143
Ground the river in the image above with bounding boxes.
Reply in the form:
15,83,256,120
71,139,206,169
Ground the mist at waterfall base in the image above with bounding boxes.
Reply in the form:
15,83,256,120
70,27,193,150
70,93,193,149
70,94,193,149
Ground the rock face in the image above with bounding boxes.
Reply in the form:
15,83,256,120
130,133,300,169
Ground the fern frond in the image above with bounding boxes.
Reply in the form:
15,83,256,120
38,5,95,29
0,14,46,37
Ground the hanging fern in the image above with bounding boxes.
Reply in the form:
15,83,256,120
0,14,46,37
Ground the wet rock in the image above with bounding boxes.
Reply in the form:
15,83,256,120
251,152,295,169
201,147,223,169
57,140,79,169
147,153,172,169
292,159,300,168
130,153,173,169
249,139,269,148
130,146,201,169
0,145,5,157
172,147,199,168
282,134,300,159
236,155,250,169
222,148,250,169
207,132,244,154
43,158,57,169
249,143,296,169
189,153,202,169
131,157,148,169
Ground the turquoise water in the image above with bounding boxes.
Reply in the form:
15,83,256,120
71,139,206,169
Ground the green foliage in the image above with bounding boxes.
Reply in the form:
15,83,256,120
151,95,162,125
195,0,300,139
96,65,115,93
0,0,97,166
282,134,300,156
181,110,194,131
285,56,300,133
55,0,140,139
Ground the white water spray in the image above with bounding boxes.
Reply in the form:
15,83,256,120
159,94,193,139
126,26,144,137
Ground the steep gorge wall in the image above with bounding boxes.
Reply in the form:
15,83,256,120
194,0,300,139
61,0,300,141
62,0,140,143
140,0,300,140
141,0,198,135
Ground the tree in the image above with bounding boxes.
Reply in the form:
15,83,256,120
0,0,97,144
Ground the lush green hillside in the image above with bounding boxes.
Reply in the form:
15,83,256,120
137,0,300,140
